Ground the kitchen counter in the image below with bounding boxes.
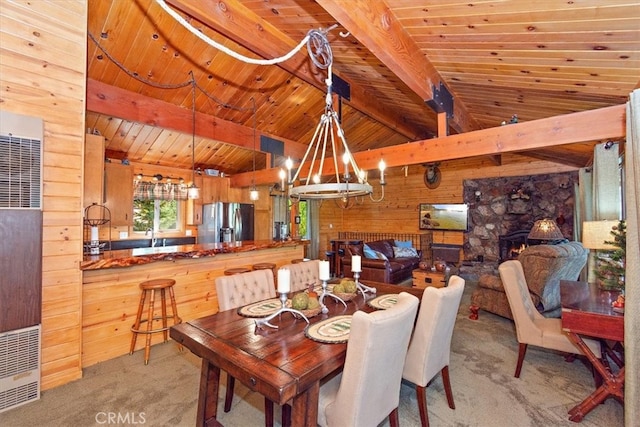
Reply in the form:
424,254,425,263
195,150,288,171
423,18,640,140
82,239,308,366
81,239,307,270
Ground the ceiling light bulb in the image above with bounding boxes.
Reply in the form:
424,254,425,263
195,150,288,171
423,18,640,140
313,174,321,184
250,189,259,201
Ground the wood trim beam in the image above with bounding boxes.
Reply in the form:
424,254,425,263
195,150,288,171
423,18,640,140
315,0,480,134
86,79,308,159
166,0,426,140
437,112,448,137
231,104,625,187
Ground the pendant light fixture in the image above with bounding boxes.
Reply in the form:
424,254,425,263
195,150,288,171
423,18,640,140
284,31,385,204
187,74,199,200
249,97,259,201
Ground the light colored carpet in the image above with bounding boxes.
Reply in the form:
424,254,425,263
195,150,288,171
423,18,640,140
0,283,624,427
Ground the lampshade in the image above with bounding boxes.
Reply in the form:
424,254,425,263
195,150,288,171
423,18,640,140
528,219,564,241
582,220,618,250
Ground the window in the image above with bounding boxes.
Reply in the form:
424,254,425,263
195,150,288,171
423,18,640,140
133,199,180,232
297,199,308,238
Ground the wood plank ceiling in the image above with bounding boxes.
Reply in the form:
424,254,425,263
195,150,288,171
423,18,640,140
85,0,639,178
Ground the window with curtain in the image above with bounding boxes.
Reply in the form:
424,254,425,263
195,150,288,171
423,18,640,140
133,181,185,232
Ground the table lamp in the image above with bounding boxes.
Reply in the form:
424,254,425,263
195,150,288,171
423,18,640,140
527,218,564,242
581,220,618,250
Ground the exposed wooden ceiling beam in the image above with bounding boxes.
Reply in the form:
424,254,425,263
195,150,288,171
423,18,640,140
315,0,480,134
165,0,427,140
86,79,308,159
231,104,625,187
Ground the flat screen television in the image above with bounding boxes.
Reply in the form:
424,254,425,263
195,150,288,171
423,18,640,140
419,203,469,231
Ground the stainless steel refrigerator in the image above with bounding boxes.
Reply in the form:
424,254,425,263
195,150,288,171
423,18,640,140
198,202,255,243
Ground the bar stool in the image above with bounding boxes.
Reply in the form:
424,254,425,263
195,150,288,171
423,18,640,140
130,278,181,364
224,267,251,275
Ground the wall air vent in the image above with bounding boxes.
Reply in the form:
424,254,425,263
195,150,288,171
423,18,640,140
0,325,41,412
0,111,43,209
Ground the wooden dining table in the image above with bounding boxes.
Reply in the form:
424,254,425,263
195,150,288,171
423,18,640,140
170,281,423,427
560,280,625,422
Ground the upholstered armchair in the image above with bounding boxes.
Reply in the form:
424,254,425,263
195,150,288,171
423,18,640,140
469,241,588,320
499,260,601,378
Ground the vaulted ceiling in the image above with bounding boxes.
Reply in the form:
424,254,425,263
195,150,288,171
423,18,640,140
86,0,638,182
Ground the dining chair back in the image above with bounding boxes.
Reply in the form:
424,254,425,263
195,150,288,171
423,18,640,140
402,275,465,427
317,292,419,427
215,268,276,311
499,260,601,378
215,268,277,422
281,259,320,292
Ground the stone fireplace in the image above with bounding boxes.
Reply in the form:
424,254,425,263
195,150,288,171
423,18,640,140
459,171,578,281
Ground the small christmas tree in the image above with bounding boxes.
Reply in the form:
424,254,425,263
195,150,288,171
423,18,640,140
595,220,626,291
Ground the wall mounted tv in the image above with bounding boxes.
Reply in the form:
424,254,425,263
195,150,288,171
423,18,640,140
419,203,469,232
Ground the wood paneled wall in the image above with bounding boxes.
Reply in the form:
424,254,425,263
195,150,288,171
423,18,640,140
0,0,87,389
319,153,577,257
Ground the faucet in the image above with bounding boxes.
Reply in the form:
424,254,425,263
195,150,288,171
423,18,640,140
145,228,157,247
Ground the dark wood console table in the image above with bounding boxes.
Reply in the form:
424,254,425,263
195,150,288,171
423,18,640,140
560,280,624,422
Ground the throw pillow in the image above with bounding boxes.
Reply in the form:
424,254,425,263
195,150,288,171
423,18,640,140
393,246,419,258
373,250,388,261
363,244,377,259
395,239,413,249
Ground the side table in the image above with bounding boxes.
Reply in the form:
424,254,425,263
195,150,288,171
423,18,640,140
412,268,446,289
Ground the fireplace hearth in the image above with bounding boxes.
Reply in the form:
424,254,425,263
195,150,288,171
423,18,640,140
499,230,531,262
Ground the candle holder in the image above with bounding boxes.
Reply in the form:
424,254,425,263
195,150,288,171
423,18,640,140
319,278,347,314
353,271,376,296
255,291,309,329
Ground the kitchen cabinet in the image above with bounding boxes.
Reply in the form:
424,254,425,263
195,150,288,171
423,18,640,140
84,133,105,208
104,162,133,225
186,175,203,225
201,176,229,204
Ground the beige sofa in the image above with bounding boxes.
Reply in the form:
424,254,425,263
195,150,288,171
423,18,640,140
469,242,588,320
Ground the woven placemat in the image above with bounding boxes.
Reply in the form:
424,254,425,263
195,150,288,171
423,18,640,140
305,315,352,344
367,294,399,310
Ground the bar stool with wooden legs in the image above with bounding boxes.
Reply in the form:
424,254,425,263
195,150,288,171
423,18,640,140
130,278,181,364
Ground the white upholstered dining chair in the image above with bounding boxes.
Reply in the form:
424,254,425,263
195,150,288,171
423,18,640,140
499,260,602,378
317,292,419,427
402,275,465,427
214,269,277,424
